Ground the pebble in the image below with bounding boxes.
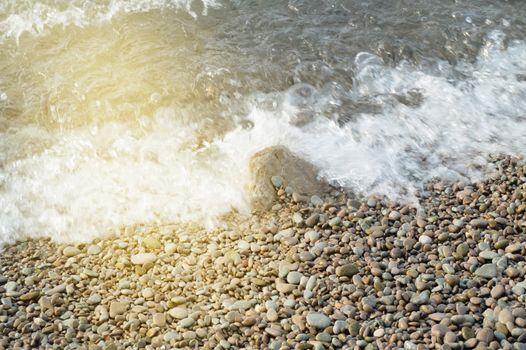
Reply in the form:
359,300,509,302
87,294,101,305
286,271,303,285
109,302,128,318
130,253,157,265
306,313,331,329
87,245,102,255
153,313,166,327
491,284,505,299
475,264,498,278
419,235,432,245
169,307,188,319
336,263,358,277
476,327,494,343
62,246,81,257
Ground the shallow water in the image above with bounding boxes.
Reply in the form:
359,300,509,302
1,0,525,243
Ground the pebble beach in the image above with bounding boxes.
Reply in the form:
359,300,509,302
1,155,526,350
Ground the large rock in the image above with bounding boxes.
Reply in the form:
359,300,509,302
248,146,331,211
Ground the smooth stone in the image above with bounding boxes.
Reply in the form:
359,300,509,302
306,312,332,329
444,331,457,343
271,176,283,188
456,243,469,257
476,327,494,343
419,235,432,245
168,307,188,319
461,326,475,340
374,328,385,337
182,331,196,340
179,317,195,328
333,320,347,334
410,291,430,305
299,252,315,262
131,253,157,265
336,263,358,277
238,240,250,251
491,284,505,299
362,296,377,310
286,271,303,285
153,313,166,327
63,246,81,257
164,243,177,254
470,219,489,228
499,309,514,324
480,251,499,260
20,291,39,301
87,294,101,305
87,245,102,255
142,288,155,299
475,264,498,278
431,324,449,338
4,281,17,292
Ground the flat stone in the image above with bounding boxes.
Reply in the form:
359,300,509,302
429,313,447,322
109,301,128,318
479,250,498,260
475,264,498,279
153,313,166,327
131,253,157,265
179,317,195,328
306,312,331,329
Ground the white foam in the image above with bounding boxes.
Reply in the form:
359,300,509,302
0,0,219,44
1,30,526,244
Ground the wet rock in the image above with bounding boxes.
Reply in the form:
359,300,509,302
248,146,331,211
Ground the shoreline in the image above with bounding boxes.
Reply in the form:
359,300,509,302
1,155,526,350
